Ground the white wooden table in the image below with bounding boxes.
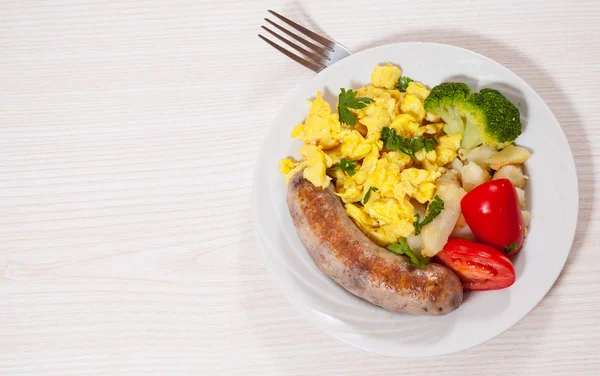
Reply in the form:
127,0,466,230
1,1,599,374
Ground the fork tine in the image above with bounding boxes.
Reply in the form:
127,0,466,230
264,18,331,58
258,34,325,72
267,9,335,49
261,26,328,67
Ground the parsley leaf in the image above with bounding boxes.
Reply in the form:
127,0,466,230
504,242,517,254
411,136,424,152
337,88,374,126
414,196,445,235
423,137,438,152
395,76,413,92
329,158,357,176
387,240,429,268
380,127,438,158
381,127,416,157
361,187,379,205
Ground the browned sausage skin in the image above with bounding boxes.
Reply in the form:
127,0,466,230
287,173,463,316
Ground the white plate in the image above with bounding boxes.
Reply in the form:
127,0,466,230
252,42,578,357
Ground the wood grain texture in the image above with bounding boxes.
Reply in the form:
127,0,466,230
0,0,598,374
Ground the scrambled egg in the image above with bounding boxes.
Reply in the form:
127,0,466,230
354,85,400,141
371,63,402,89
291,92,341,149
401,94,426,124
279,63,461,246
436,134,463,166
394,168,441,203
390,114,420,139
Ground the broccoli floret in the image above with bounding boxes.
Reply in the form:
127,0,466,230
424,83,522,150
423,82,470,135
460,88,522,149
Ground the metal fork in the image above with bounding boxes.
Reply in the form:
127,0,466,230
258,10,352,72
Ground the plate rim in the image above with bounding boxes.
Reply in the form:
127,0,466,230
252,41,579,357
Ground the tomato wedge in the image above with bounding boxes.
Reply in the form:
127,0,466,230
460,179,524,256
434,238,515,291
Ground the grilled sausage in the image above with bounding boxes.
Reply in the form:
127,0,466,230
287,173,463,315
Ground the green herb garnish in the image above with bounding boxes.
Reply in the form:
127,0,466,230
329,158,357,176
380,127,438,158
395,76,413,92
337,88,374,126
387,240,429,268
504,242,517,254
414,195,445,235
361,187,379,205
